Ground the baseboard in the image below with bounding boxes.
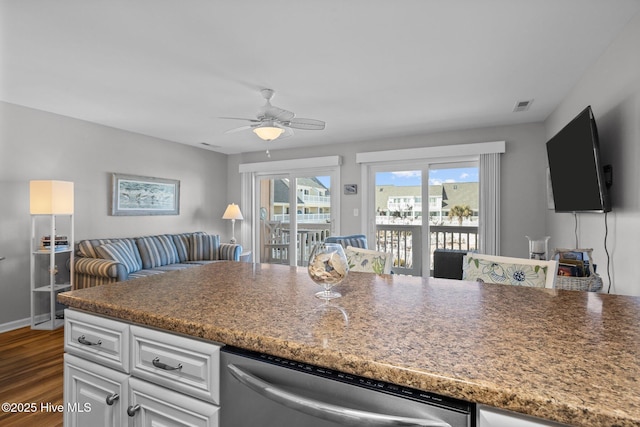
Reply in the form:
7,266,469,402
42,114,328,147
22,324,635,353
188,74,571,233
0,310,66,333
0,317,31,333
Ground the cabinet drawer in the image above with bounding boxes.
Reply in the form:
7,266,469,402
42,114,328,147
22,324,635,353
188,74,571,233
64,309,130,373
130,325,220,404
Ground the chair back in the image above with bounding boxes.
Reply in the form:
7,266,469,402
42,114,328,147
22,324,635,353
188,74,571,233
433,249,468,280
325,234,368,249
463,253,558,288
345,246,392,274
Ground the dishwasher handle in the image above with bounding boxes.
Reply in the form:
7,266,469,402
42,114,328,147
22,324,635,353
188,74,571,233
227,363,451,427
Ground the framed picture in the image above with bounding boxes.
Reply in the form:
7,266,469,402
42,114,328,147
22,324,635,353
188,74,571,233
111,173,180,216
344,184,358,195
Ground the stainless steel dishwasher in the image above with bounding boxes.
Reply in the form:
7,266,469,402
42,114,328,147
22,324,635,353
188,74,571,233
220,346,475,427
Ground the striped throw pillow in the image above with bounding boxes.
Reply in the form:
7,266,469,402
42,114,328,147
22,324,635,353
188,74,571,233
95,241,142,273
136,235,180,269
189,234,220,261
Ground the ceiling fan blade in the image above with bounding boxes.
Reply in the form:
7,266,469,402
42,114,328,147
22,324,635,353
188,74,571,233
219,116,261,123
224,124,259,134
285,118,325,130
261,105,295,121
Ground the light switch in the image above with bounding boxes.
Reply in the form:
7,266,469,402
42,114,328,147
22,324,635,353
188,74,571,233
353,208,359,217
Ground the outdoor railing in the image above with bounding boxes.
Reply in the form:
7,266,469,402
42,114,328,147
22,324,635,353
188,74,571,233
262,221,478,275
374,224,479,276
374,225,421,276
430,225,478,251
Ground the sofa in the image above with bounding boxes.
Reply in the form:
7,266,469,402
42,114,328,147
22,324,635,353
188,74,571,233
73,232,242,289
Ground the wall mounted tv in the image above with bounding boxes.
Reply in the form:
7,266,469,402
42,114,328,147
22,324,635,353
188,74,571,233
546,105,611,213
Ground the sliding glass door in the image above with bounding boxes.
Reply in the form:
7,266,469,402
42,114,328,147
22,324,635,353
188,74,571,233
368,161,478,276
256,172,336,266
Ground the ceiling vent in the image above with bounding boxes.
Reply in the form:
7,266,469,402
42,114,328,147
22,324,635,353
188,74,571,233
200,142,221,148
513,99,533,112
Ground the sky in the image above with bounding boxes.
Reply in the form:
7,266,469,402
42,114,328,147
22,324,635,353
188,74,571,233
310,167,478,189
376,167,479,186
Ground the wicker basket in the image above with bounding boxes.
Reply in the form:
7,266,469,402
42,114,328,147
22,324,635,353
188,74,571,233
553,248,603,292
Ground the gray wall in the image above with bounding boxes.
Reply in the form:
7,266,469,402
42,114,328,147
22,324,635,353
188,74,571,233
544,12,640,296
228,122,549,263
0,102,229,328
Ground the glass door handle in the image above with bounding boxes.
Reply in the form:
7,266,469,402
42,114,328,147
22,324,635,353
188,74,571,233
227,363,451,427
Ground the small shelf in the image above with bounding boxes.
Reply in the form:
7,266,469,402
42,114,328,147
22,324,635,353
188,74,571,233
33,248,72,254
32,317,65,330
30,214,74,330
33,283,72,292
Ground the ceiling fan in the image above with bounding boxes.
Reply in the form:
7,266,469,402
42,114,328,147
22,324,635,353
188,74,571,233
221,89,325,141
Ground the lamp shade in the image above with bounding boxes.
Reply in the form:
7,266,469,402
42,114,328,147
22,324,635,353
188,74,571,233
253,126,284,141
30,180,74,214
222,203,244,220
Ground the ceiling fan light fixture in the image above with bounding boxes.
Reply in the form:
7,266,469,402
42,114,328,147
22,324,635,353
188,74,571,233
253,125,284,141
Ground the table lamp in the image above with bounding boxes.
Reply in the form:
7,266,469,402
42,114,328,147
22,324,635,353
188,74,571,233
222,203,243,244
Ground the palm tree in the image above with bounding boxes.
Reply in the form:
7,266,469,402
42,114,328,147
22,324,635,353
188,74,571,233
448,205,473,225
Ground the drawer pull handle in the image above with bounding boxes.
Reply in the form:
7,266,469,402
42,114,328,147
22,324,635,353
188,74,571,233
105,393,119,406
152,357,183,371
77,335,102,346
127,404,140,417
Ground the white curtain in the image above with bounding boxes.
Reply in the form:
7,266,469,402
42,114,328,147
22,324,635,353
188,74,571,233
478,152,501,255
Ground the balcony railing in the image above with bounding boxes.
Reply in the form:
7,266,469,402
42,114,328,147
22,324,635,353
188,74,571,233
374,224,479,276
261,221,478,276
374,225,421,276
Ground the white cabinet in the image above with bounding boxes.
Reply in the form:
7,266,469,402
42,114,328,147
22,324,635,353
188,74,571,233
478,405,570,427
64,309,220,427
129,378,219,427
64,354,129,427
64,309,130,373
30,214,74,329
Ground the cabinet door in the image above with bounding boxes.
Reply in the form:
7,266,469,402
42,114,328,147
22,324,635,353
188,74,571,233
64,353,129,427
478,405,569,427
128,377,219,427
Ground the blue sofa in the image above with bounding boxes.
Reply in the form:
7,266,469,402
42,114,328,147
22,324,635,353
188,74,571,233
73,232,242,289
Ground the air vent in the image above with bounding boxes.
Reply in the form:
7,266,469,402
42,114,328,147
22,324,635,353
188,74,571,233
200,142,221,148
513,99,533,112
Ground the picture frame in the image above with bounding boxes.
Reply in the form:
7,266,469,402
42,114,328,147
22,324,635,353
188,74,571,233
111,173,180,216
344,184,358,195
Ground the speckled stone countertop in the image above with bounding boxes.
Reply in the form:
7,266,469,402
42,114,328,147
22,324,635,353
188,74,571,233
58,262,640,426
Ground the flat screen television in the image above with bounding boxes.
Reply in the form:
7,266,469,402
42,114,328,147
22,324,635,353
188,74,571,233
546,106,611,213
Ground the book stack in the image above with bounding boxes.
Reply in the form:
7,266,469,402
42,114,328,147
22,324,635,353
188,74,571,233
40,235,70,252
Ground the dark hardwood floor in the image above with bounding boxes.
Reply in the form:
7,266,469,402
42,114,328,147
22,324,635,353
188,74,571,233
0,326,64,427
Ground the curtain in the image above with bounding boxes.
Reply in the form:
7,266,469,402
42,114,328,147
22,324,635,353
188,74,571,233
478,153,501,255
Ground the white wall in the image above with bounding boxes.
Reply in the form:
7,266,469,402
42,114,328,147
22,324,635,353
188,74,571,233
228,122,549,263
0,102,229,328
544,12,640,296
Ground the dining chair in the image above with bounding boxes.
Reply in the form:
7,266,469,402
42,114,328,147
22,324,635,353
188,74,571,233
433,249,469,280
462,252,558,288
345,246,393,274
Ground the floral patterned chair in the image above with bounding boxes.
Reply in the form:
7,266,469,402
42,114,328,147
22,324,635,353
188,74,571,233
462,253,558,288
345,246,393,274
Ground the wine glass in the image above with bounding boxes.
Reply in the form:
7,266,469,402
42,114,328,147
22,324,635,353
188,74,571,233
307,243,349,300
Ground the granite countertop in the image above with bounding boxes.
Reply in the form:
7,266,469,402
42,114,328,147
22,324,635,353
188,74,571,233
58,262,640,427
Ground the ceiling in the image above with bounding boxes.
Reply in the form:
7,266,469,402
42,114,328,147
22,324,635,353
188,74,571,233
2,0,639,155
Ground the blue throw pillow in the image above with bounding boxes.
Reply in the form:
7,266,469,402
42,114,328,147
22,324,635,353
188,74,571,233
96,241,142,273
189,234,220,261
